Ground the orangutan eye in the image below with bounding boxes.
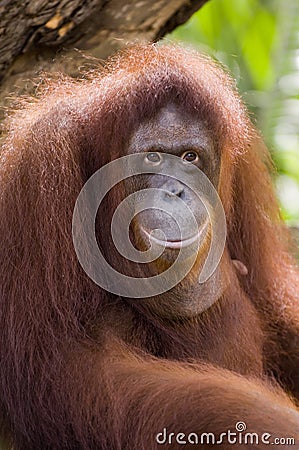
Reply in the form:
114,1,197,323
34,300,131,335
181,151,199,163
145,152,162,165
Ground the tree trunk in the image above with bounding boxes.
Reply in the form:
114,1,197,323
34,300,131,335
0,0,208,122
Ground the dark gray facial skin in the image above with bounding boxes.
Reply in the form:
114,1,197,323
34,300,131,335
128,102,220,186
127,101,220,251
123,102,226,319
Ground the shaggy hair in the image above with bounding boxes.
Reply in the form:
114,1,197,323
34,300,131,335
0,43,298,449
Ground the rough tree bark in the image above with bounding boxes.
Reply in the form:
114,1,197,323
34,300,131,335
0,0,208,122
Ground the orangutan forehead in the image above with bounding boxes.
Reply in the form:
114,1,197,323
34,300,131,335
128,102,214,155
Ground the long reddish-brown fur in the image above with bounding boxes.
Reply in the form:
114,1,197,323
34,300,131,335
0,44,299,449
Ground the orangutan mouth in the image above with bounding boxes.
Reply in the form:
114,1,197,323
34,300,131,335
140,219,209,249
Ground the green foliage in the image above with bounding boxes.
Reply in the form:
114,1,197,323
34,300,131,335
168,0,299,223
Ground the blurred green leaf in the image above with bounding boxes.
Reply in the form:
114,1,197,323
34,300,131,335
241,9,276,90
